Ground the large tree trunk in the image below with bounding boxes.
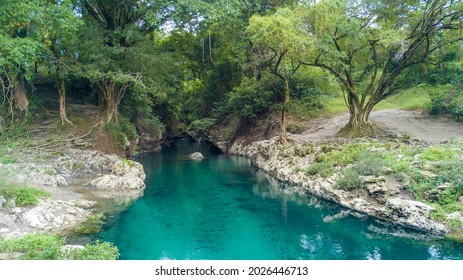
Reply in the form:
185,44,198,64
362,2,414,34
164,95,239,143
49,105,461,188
338,91,378,137
13,76,29,112
58,79,73,126
99,81,124,125
278,77,290,144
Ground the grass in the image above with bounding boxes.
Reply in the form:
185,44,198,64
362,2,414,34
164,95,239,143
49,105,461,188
0,183,51,206
308,87,432,119
0,234,120,260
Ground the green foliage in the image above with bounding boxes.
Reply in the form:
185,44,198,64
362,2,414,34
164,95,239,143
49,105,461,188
0,234,64,260
420,146,455,162
105,122,127,149
223,77,274,123
317,143,368,165
306,161,335,178
0,235,119,260
188,118,216,137
336,168,364,191
351,152,386,176
430,84,463,121
74,213,105,235
64,241,120,260
0,184,51,206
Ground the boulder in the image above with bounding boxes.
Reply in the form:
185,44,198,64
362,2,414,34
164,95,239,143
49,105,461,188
386,198,447,234
85,158,147,199
188,152,204,160
22,199,96,233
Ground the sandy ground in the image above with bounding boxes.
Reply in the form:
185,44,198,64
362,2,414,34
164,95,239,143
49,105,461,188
291,109,463,143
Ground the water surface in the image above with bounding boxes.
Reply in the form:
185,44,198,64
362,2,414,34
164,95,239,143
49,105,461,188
98,140,463,260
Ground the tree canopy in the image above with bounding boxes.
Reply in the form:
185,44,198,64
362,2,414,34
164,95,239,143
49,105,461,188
1,0,462,147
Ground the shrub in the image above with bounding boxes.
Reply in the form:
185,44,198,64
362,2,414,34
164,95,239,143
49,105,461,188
64,241,120,260
306,161,335,178
430,84,463,121
0,235,120,260
188,118,216,137
74,213,105,235
0,234,64,260
318,143,368,165
0,184,51,206
335,168,364,191
105,122,126,149
351,152,385,176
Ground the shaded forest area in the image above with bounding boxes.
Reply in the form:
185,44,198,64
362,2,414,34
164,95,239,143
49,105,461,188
1,0,462,153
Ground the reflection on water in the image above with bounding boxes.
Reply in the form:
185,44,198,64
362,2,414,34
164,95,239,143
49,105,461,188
97,139,463,260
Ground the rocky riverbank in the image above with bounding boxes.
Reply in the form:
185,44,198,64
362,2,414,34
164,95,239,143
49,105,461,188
228,137,460,236
0,148,146,240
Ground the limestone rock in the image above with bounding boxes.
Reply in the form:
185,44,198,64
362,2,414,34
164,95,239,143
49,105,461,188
22,199,96,233
188,152,204,160
386,198,447,234
88,175,145,192
112,160,146,180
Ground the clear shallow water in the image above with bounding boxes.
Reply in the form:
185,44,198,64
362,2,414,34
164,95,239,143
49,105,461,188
97,140,463,260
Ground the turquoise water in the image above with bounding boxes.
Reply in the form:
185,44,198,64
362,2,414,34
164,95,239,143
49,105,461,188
97,140,463,260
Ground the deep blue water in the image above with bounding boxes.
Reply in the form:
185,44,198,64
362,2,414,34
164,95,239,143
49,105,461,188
97,139,463,260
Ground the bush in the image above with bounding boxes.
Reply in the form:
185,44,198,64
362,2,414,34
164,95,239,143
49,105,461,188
430,84,463,121
306,161,335,178
105,122,126,149
0,235,120,260
0,184,51,206
223,77,274,123
64,241,120,260
188,118,216,137
336,168,364,191
0,234,64,260
74,213,105,235
351,152,385,176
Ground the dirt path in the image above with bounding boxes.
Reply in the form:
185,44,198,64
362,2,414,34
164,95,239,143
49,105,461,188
291,109,463,143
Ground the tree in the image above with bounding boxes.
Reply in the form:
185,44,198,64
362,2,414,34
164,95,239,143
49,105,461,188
0,1,45,121
300,0,463,136
42,0,83,126
247,8,310,144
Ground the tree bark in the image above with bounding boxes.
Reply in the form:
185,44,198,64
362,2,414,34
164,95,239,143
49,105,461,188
58,79,73,126
278,77,290,144
99,81,124,125
338,91,377,137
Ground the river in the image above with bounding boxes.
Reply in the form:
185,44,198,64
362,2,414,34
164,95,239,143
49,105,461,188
97,139,463,260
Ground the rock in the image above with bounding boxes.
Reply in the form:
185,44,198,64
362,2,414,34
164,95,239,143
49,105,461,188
386,198,447,234
86,158,146,199
0,252,25,260
323,210,351,223
86,175,145,199
0,196,6,208
188,152,204,160
22,199,96,233
61,245,85,255
112,160,146,180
